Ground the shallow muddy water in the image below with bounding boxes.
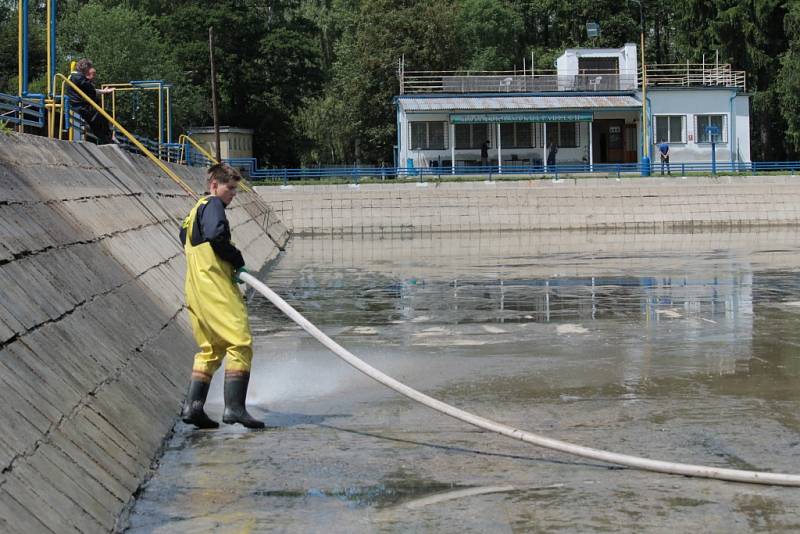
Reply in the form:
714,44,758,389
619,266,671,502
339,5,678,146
124,230,800,533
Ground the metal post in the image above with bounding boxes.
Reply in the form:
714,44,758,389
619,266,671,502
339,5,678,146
711,139,717,176
157,82,164,154
166,86,172,144
20,0,28,96
46,0,51,97
17,0,29,133
45,0,57,138
543,122,548,172
209,27,221,163
497,122,502,175
588,120,594,172
631,0,649,175
450,122,455,175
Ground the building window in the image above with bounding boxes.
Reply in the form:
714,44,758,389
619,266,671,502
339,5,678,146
654,115,685,143
455,124,472,148
559,122,578,147
533,124,544,147
500,123,534,148
410,121,447,150
454,124,489,149
695,114,727,143
545,122,578,148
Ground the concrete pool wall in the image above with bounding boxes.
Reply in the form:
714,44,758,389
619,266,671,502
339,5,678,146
0,134,288,532
259,176,800,234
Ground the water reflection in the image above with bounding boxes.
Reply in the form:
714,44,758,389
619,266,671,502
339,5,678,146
248,230,800,397
253,232,760,344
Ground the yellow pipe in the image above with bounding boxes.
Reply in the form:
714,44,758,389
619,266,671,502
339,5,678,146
57,77,63,138
179,134,218,164
46,100,55,137
17,0,23,133
53,73,198,197
17,1,22,97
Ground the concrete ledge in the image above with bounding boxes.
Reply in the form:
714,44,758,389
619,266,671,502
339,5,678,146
0,133,289,532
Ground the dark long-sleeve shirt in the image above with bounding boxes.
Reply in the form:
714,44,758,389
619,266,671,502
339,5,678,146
67,73,98,111
180,196,245,269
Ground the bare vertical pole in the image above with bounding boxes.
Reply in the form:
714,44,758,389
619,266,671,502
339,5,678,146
209,26,221,163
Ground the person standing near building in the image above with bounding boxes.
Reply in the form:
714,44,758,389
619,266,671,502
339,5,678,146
480,140,490,168
66,58,113,144
658,140,671,175
547,141,558,168
180,164,265,430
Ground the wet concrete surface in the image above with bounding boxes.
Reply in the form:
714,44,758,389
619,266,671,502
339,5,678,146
124,230,800,533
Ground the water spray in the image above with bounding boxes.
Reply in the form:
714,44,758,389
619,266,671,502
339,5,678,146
241,272,800,487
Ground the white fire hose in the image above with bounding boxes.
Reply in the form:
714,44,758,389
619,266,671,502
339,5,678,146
241,272,800,487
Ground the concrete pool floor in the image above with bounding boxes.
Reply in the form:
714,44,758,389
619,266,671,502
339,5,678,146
124,230,800,533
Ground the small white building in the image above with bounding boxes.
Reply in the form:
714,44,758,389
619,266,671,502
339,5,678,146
395,44,750,171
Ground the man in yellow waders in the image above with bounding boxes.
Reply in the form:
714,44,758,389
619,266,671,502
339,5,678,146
179,164,264,429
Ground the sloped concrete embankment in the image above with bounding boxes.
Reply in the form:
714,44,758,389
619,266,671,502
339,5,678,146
0,133,288,533
261,177,800,234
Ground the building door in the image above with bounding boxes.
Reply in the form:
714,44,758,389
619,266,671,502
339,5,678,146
624,124,637,163
592,119,626,163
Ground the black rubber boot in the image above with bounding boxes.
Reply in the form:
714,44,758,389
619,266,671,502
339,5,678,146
181,380,219,429
222,372,265,429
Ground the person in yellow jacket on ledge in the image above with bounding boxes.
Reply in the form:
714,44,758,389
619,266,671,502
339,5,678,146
179,163,264,429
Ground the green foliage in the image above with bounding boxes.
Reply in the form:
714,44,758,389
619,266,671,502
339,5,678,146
57,2,177,139
778,1,800,156
455,0,522,70
0,0,797,163
58,2,167,82
301,0,461,164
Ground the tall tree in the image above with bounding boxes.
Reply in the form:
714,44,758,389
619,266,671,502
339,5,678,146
672,0,790,160
778,1,800,156
301,0,460,164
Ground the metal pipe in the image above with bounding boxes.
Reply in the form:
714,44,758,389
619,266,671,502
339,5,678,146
729,92,737,168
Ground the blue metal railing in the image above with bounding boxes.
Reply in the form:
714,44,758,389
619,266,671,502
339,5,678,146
0,92,46,127
217,160,800,182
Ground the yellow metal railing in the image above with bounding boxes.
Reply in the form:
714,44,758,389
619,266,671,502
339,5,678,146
50,76,267,214
53,73,197,197
50,79,278,245
178,133,218,165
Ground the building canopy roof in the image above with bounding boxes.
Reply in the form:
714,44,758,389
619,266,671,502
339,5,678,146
398,95,641,112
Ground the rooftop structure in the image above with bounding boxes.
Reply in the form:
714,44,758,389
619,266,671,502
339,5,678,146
399,44,746,95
